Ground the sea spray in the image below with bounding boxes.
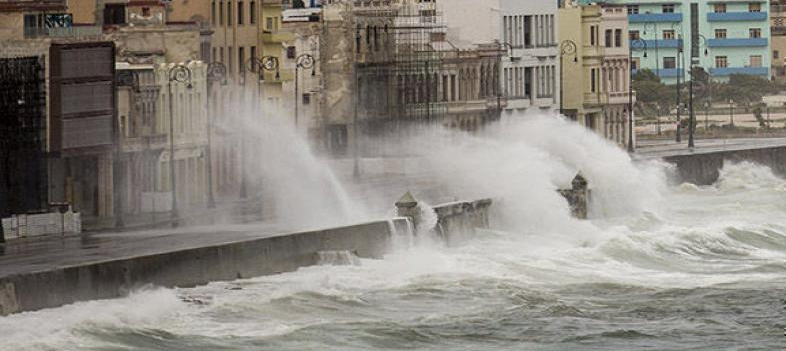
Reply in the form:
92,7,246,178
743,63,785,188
231,106,368,230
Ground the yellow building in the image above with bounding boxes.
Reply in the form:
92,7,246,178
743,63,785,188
558,2,634,148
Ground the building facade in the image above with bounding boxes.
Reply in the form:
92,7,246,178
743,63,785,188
600,0,770,84
440,0,559,114
559,2,634,147
771,2,786,81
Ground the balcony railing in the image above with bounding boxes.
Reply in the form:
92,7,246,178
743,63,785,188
709,67,768,76
640,39,683,49
24,26,103,39
707,12,767,22
628,13,683,23
707,38,768,47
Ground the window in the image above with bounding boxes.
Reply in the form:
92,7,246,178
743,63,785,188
662,4,675,13
266,17,273,30
663,57,676,69
219,47,224,63
228,46,233,72
750,55,762,67
714,4,726,13
749,2,761,12
715,29,727,38
605,29,613,47
211,1,216,25
219,0,224,25
627,5,639,14
630,30,640,40
238,1,244,25
775,50,780,59
663,29,675,39
103,4,126,25
227,1,232,25
632,57,640,70
287,46,296,59
250,1,256,24
615,29,622,47
591,68,597,93
250,46,256,61
715,56,728,68
238,47,244,72
303,93,311,105
750,28,761,38
142,7,150,16
590,25,597,46
212,47,217,62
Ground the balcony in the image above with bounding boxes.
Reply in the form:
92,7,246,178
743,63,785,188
707,38,768,47
262,31,293,43
640,39,683,49
608,91,630,105
24,25,103,39
707,12,767,22
628,13,683,23
583,92,608,106
709,67,768,76
654,68,684,77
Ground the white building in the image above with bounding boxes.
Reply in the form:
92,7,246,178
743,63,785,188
439,0,560,113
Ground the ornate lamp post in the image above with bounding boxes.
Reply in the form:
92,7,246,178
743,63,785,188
688,34,709,148
294,53,316,128
114,69,140,228
239,56,279,199
167,64,193,224
559,40,578,117
629,38,648,153
204,62,227,208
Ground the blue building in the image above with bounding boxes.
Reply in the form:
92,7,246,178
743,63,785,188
586,0,770,84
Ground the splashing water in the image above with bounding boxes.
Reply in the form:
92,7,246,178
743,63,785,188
3,111,786,350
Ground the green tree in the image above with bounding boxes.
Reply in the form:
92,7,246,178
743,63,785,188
632,69,674,116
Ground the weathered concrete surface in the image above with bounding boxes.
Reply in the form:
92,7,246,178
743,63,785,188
558,173,590,219
432,199,493,246
0,220,405,315
637,138,786,185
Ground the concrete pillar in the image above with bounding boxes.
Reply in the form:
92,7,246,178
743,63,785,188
395,191,422,231
97,153,114,219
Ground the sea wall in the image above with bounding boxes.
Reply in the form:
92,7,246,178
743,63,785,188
433,199,493,246
663,145,786,185
0,219,406,315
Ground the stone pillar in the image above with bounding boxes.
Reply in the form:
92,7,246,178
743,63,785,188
395,191,422,231
558,172,589,219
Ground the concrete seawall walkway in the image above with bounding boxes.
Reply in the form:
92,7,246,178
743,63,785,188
634,137,786,159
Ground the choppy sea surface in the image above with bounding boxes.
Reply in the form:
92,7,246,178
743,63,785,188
2,161,786,351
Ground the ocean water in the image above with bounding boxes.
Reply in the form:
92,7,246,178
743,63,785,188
3,116,786,350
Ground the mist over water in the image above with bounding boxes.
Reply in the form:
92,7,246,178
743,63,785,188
4,111,786,350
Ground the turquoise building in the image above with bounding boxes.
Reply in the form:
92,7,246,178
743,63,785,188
581,0,770,84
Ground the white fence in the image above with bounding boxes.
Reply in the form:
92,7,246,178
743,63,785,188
2,209,81,239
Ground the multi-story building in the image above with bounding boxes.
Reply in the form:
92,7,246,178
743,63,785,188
771,2,786,81
599,0,770,84
559,2,634,147
440,0,559,113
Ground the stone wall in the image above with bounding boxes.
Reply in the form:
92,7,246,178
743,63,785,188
432,199,493,246
0,219,407,315
663,145,786,185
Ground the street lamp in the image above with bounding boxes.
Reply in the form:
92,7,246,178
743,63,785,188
675,34,684,143
498,42,514,113
167,63,193,224
239,56,279,199
204,62,227,209
559,40,578,117
294,53,316,128
729,98,735,127
688,34,709,148
629,38,648,153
